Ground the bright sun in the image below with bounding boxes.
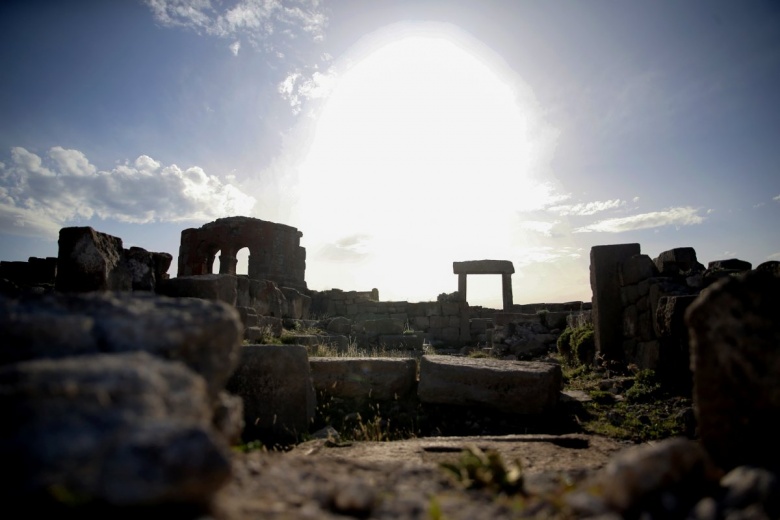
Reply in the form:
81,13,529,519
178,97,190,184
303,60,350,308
294,23,560,306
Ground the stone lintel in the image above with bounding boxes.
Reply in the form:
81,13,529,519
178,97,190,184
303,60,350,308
453,260,515,275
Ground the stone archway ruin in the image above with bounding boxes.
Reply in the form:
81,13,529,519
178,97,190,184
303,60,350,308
177,217,307,291
453,260,514,310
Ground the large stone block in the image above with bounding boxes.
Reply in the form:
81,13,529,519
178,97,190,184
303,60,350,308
590,244,641,360
56,226,125,292
619,254,658,286
686,271,780,471
158,274,238,306
653,247,705,276
417,355,561,414
362,318,404,336
226,345,316,443
309,358,417,401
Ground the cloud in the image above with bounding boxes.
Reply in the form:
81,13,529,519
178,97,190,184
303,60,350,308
514,246,583,266
319,233,372,261
774,194,780,201
0,146,256,238
145,0,327,51
547,198,625,216
573,206,705,233
278,66,336,114
229,40,241,56
519,220,560,237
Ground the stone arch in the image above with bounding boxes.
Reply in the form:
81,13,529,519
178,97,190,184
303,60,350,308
177,217,307,291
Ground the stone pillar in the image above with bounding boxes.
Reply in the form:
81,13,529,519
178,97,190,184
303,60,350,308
458,274,467,302
501,273,513,310
590,243,640,361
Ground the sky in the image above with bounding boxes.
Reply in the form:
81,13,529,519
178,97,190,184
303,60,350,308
1,1,779,307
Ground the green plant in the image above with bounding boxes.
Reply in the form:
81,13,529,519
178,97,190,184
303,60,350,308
233,439,266,453
440,445,525,496
556,323,595,367
625,369,662,403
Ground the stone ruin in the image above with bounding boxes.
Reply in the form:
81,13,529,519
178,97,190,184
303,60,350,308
3,218,780,515
177,216,307,292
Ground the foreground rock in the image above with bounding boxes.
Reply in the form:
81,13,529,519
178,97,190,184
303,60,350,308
0,291,242,400
0,351,232,509
686,270,780,471
417,355,562,414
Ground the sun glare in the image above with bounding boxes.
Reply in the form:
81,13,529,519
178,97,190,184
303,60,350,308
294,23,560,306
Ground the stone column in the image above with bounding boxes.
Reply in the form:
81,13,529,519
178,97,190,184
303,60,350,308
501,273,513,310
218,248,237,275
590,243,640,361
458,274,467,302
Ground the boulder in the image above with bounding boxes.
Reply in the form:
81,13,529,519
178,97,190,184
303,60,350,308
686,270,780,471
417,355,561,414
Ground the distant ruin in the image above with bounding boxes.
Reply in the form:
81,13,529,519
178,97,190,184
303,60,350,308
177,216,307,292
453,259,515,310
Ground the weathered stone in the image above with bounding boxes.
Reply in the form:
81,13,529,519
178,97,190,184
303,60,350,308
236,305,259,328
310,357,417,401
707,258,752,271
597,437,715,513
623,304,638,338
158,274,238,306
494,313,541,327
362,318,404,336
620,254,658,286
251,279,286,317
226,345,316,443
417,355,561,414
566,311,592,330
326,316,352,334
212,390,245,446
55,226,125,292
124,246,172,291
257,315,283,336
0,292,242,400
281,286,311,319
686,271,780,471
177,216,307,291
653,247,705,276
655,295,697,338
590,244,641,361
755,260,780,277
0,351,231,507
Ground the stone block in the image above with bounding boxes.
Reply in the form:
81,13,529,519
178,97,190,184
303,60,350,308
310,357,417,401
376,333,424,350
226,345,316,443
542,311,569,330
619,254,658,286
653,247,705,276
159,274,238,306
686,271,780,471
413,316,430,329
326,316,352,334
494,313,540,327
590,243,641,360
362,318,404,336
417,355,561,414
55,226,125,292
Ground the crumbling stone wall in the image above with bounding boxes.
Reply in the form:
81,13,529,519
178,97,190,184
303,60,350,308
0,256,57,293
590,243,769,379
177,217,306,292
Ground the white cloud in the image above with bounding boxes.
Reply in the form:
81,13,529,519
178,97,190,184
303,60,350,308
0,146,256,238
229,40,241,56
145,0,327,51
278,67,336,114
547,198,625,216
573,206,705,233
519,220,560,237
774,194,780,201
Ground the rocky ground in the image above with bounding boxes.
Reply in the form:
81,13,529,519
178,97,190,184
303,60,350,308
213,433,632,520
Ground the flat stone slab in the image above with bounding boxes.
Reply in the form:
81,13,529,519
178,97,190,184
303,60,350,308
309,357,417,401
453,260,514,274
417,355,561,414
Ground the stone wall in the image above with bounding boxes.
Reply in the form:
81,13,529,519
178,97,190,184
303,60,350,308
589,244,771,378
177,217,306,292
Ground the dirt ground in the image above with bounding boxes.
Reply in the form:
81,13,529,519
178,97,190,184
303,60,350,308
212,433,633,519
